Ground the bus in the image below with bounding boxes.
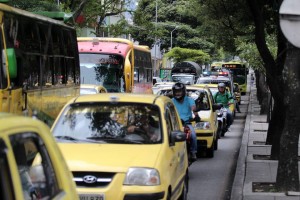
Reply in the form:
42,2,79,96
222,61,248,95
0,2,80,126
78,37,153,93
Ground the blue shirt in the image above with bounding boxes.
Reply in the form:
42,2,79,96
172,96,195,122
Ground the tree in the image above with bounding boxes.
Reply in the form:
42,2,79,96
164,47,210,64
129,0,218,56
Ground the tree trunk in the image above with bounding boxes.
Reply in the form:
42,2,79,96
257,73,268,114
267,100,285,160
276,44,300,192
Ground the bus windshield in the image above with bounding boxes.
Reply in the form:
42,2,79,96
80,54,125,92
224,64,247,85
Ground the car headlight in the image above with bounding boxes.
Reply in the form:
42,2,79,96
124,168,160,186
194,122,211,130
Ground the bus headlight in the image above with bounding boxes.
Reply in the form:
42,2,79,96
124,168,160,186
194,122,211,130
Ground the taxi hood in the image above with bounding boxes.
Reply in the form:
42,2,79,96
58,143,162,172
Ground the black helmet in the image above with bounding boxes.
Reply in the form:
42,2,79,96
218,82,226,89
172,82,186,101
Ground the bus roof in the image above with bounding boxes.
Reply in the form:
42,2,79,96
77,37,151,57
0,3,72,28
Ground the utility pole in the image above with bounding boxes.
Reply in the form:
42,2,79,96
154,0,158,76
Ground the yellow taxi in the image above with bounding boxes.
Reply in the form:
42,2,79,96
156,85,221,158
80,84,107,95
0,113,78,200
195,83,236,117
51,93,189,200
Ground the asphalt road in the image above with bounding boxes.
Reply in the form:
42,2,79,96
187,97,249,200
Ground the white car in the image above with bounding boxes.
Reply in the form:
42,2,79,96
152,82,175,94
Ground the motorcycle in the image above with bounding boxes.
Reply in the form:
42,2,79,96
216,105,228,137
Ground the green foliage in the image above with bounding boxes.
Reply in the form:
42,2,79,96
235,32,277,74
10,0,61,11
164,47,210,64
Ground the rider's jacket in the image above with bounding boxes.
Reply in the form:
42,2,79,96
213,91,234,108
172,96,195,122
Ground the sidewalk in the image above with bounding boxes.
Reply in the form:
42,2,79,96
230,82,300,200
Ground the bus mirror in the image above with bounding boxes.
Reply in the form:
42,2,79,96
6,48,17,79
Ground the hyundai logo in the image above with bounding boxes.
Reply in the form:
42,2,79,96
83,175,97,184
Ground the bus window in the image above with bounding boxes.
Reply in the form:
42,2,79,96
0,5,80,125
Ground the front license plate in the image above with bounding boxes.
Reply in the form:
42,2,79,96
79,194,105,200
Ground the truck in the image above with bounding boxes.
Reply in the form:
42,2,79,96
171,61,203,84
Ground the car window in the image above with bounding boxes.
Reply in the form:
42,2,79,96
0,139,14,200
164,108,173,144
52,103,162,144
10,133,60,200
168,103,180,131
80,88,98,95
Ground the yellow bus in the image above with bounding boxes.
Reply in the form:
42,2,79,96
222,60,248,95
0,2,80,125
78,37,153,93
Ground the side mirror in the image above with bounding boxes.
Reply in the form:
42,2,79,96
169,130,186,146
212,104,222,112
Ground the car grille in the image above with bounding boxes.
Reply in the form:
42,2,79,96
72,171,115,187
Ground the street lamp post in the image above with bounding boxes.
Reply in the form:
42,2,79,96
154,0,158,76
170,26,178,49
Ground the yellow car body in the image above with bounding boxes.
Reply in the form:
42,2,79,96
234,83,241,105
156,85,220,158
80,84,107,95
195,83,236,116
51,93,189,200
0,113,78,200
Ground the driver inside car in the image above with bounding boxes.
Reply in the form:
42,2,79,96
127,114,161,142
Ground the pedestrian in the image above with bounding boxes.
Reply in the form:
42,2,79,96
250,73,255,86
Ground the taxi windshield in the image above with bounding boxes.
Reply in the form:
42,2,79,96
52,103,162,144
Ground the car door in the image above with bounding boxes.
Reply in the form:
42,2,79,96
167,102,187,197
0,139,15,200
8,132,63,200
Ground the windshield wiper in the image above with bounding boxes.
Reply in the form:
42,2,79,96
55,135,78,141
86,136,144,144
55,136,100,143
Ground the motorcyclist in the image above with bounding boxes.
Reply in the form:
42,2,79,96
172,82,200,161
213,82,234,131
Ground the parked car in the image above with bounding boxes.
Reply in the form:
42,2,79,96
80,84,107,95
51,93,189,200
0,113,78,200
156,85,221,158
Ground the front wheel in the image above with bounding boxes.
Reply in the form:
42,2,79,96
206,142,214,158
178,174,189,200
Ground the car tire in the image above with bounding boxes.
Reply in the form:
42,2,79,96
214,138,218,150
217,122,222,138
206,143,214,158
178,174,188,200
